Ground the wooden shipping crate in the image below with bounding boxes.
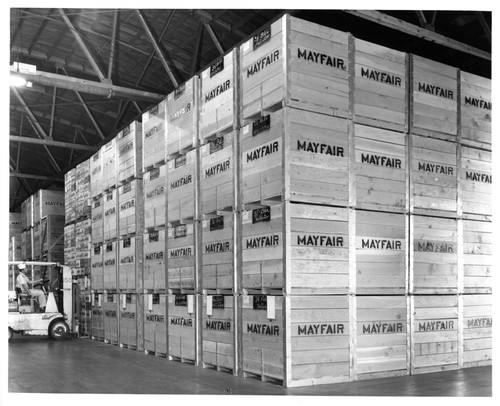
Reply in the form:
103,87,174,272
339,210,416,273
167,293,197,362
9,213,22,237
41,215,65,257
118,179,144,237
21,195,33,230
75,160,91,219
8,238,22,262
65,192,76,224
103,189,117,241
241,107,349,206
243,203,350,294
117,121,142,183
64,168,76,193
202,294,234,371
354,124,407,212
144,293,167,356
460,71,491,150
200,132,234,214
411,215,458,294
410,134,458,217
354,38,407,131
24,228,33,260
167,150,196,223
142,100,167,171
166,77,199,157
144,165,166,231
119,293,138,349
200,50,238,140
201,214,233,292
463,220,492,294
356,296,408,380
21,230,27,260
75,218,91,265
103,241,118,290
77,293,92,337
32,222,41,259
118,235,143,291
90,149,103,198
462,294,492,367
460,146,492,220
91,292,104,340
356,210,407,294
240,14,350,120
411,295,459,374
91,196,104,244
103,292,119,345
144,229,166,291
102,138,117,191
411,55,458,139
91,244,104,291
167,224,195,292
33,189,65,224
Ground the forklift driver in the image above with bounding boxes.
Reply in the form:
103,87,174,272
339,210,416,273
16,263,47,312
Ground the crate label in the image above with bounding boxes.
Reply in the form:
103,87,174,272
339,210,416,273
174,155,187,169
212,295,225,309
297,47,346,71
204,240,231,254
152,293,160,305
92,260,103,268
120,198,135,211
417,319,456,331
122,237,131,248
297,234,344,247
169,102,191,121
246,50,280,78
361,321,404,334
210,216,224,231
119,141,134,157
205,319,231,331
120,255,134,264
149,230,159,242
463,96,491,110
210,57,224,77
123,124,131,136
414,240,456,253
93,200,101,208
253,295,267,310
246,323,279,336
149,104,159,116
252,115,270,136
267,296,275,319
145,124,162,139
357,238,403,250
170,317,193,327
168,245,193,258
105,207,115,216
252,206,271,223
174,83,185,100
358,66,402,87
204,80,231,103
175,294,187,306
464,317,492,328
146,185,164,200
170,174,192,190
210,136,225,154
106,243,114,252
416,81,455,100
122,182,132,194
144,251,164,261
146,313,165,323
358,152,403,169
126,293,132,304
107,294,114,302
203,158,230,178
243,125,250,135
465,171,492,184
93,245,101,255
297,139,345,157
416,161,454,175
174,225,187,238
92,212,102,222
253,26,271,50
245,140,279,163
206,295,213,315
296,323,345,335
187,295,194,313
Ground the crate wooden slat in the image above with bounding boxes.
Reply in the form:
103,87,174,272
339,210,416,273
166,77,199,157
411,55,458,140
64,224,76,267
462,294,492,367
411,215,458,294
118,179,144,237
354,38,407,131
32,221,41,258
200,50,238,140
142,100,167,171
356,296,408,379
21,195,33,230
144,165,166,231
33,189,65,224
102,138,117,191
410,134,458,217
411,295,459,374
103,189,117,241
460,71,491,150
118,235,143,291
202,215,233,292
356,210,406,294
103,241,118,290
41,215,65,260
200,133,234,213
75,160,91,219
91,292,104,340
118,121,143,183
167,224,195,291
75,219,91,271
460,146,491,221
167,293,197,362
144,229,166,291
167,150,196,223
202,294,234,370
91,244,104,291
103,292,119,345
24,228,33,260
241,107,349,206
90,149,103,198
240,15,350,121
119,293,138,349
354,124,407,212
91,196,104,244
463,220,492,294
144,293,167,356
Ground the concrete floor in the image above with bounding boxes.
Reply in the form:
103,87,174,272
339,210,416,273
8,334,492,397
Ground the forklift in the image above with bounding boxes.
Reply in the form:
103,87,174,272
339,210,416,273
8,261,75,341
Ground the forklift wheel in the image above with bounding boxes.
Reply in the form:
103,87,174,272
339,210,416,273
8,328,13,342
49,320,70,340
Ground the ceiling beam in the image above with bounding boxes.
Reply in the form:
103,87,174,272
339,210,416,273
135,10,180,88
10,161,34,195
10,134,99,152
194,10,247,39
10,173,63,182
204,23,225,55
58,8,108,82
475,11,491,43
344,10,491,61
27,9,53,55
11,70,165,102
13,87,52,140
108,9,119,81
191,22,204,76
24,116,63,173
48,87,57,139
415,11,427,27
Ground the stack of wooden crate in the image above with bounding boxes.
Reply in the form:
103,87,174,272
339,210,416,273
8,213,23,261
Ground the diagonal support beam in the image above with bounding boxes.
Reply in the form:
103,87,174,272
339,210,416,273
191,22,204,76
48,87,57,139
204,23,224,55
58,8,108,82
24,116,62,173
415,11,427,27
10,172,63,182
10,135,99,151
135,10,179,88
475,11,491,43
10,161,34,195
344,10,491,60
108,9,119,80
13,87,52,139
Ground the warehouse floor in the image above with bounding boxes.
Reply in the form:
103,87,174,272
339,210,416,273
8,335,491,397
